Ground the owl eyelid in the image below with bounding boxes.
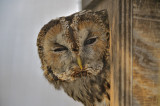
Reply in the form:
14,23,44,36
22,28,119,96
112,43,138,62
51,43,68,52
84,37,97,46
52,47,68,52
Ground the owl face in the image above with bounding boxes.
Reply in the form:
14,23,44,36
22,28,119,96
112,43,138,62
37,10,110,82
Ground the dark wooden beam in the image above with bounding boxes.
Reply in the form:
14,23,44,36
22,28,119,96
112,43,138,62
110,0,133,106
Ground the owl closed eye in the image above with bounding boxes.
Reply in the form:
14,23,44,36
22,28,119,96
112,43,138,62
37,10,110,106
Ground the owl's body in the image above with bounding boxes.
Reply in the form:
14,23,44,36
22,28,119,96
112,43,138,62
37,10,110,106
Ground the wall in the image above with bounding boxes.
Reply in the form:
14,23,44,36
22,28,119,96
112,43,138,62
132,0,160,105
0,0,82,106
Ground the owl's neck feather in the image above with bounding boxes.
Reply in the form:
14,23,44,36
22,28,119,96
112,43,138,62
61,67,110,106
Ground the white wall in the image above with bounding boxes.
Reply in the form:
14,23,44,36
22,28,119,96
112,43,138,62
0,0,82,106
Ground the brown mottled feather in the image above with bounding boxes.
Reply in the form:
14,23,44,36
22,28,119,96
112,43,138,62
37,10,110,106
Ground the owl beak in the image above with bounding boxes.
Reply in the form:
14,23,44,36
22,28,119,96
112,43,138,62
77,55,83,70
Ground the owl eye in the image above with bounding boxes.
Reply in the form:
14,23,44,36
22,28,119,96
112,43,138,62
84,37,97,46
53,47,68,52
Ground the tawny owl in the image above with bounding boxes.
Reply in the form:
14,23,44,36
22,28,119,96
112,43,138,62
37,10,110,106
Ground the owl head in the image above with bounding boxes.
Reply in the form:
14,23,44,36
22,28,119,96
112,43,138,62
37,10,110,88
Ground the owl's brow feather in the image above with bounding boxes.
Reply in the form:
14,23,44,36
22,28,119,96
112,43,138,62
53,42,65,47
87,31,93,38
86,30,100,39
